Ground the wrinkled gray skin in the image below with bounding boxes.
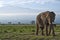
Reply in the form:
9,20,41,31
36,11,56,36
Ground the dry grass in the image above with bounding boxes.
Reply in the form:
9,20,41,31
0,24,60,40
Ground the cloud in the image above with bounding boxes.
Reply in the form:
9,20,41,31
0,0,60,13
0,0,60,7
0,1,4,7
55,0,60,1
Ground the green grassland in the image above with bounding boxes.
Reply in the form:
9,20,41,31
0,24,60,40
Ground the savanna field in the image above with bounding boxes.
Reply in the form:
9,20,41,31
0,24,60,40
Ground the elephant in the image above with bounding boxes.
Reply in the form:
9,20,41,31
36,11,56,36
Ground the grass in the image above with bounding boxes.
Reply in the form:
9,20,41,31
0,24,60,40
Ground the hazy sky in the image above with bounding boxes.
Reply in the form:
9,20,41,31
0,0,60,24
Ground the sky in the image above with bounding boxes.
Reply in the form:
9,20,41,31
0,0,60,24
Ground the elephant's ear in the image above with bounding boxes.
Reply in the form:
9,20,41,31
50,11,56,22
50,11,56,16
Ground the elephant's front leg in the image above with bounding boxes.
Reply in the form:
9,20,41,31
52,24,56,36
49,24,51,35
46,25,49,36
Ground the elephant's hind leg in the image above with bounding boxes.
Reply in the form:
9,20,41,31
40,27,44,35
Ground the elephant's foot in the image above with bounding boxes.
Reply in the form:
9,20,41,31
52,32,56,36
53,34,56,36
53,35,56,36
36,32,38,35
42,33,45,36
46,34,49,36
